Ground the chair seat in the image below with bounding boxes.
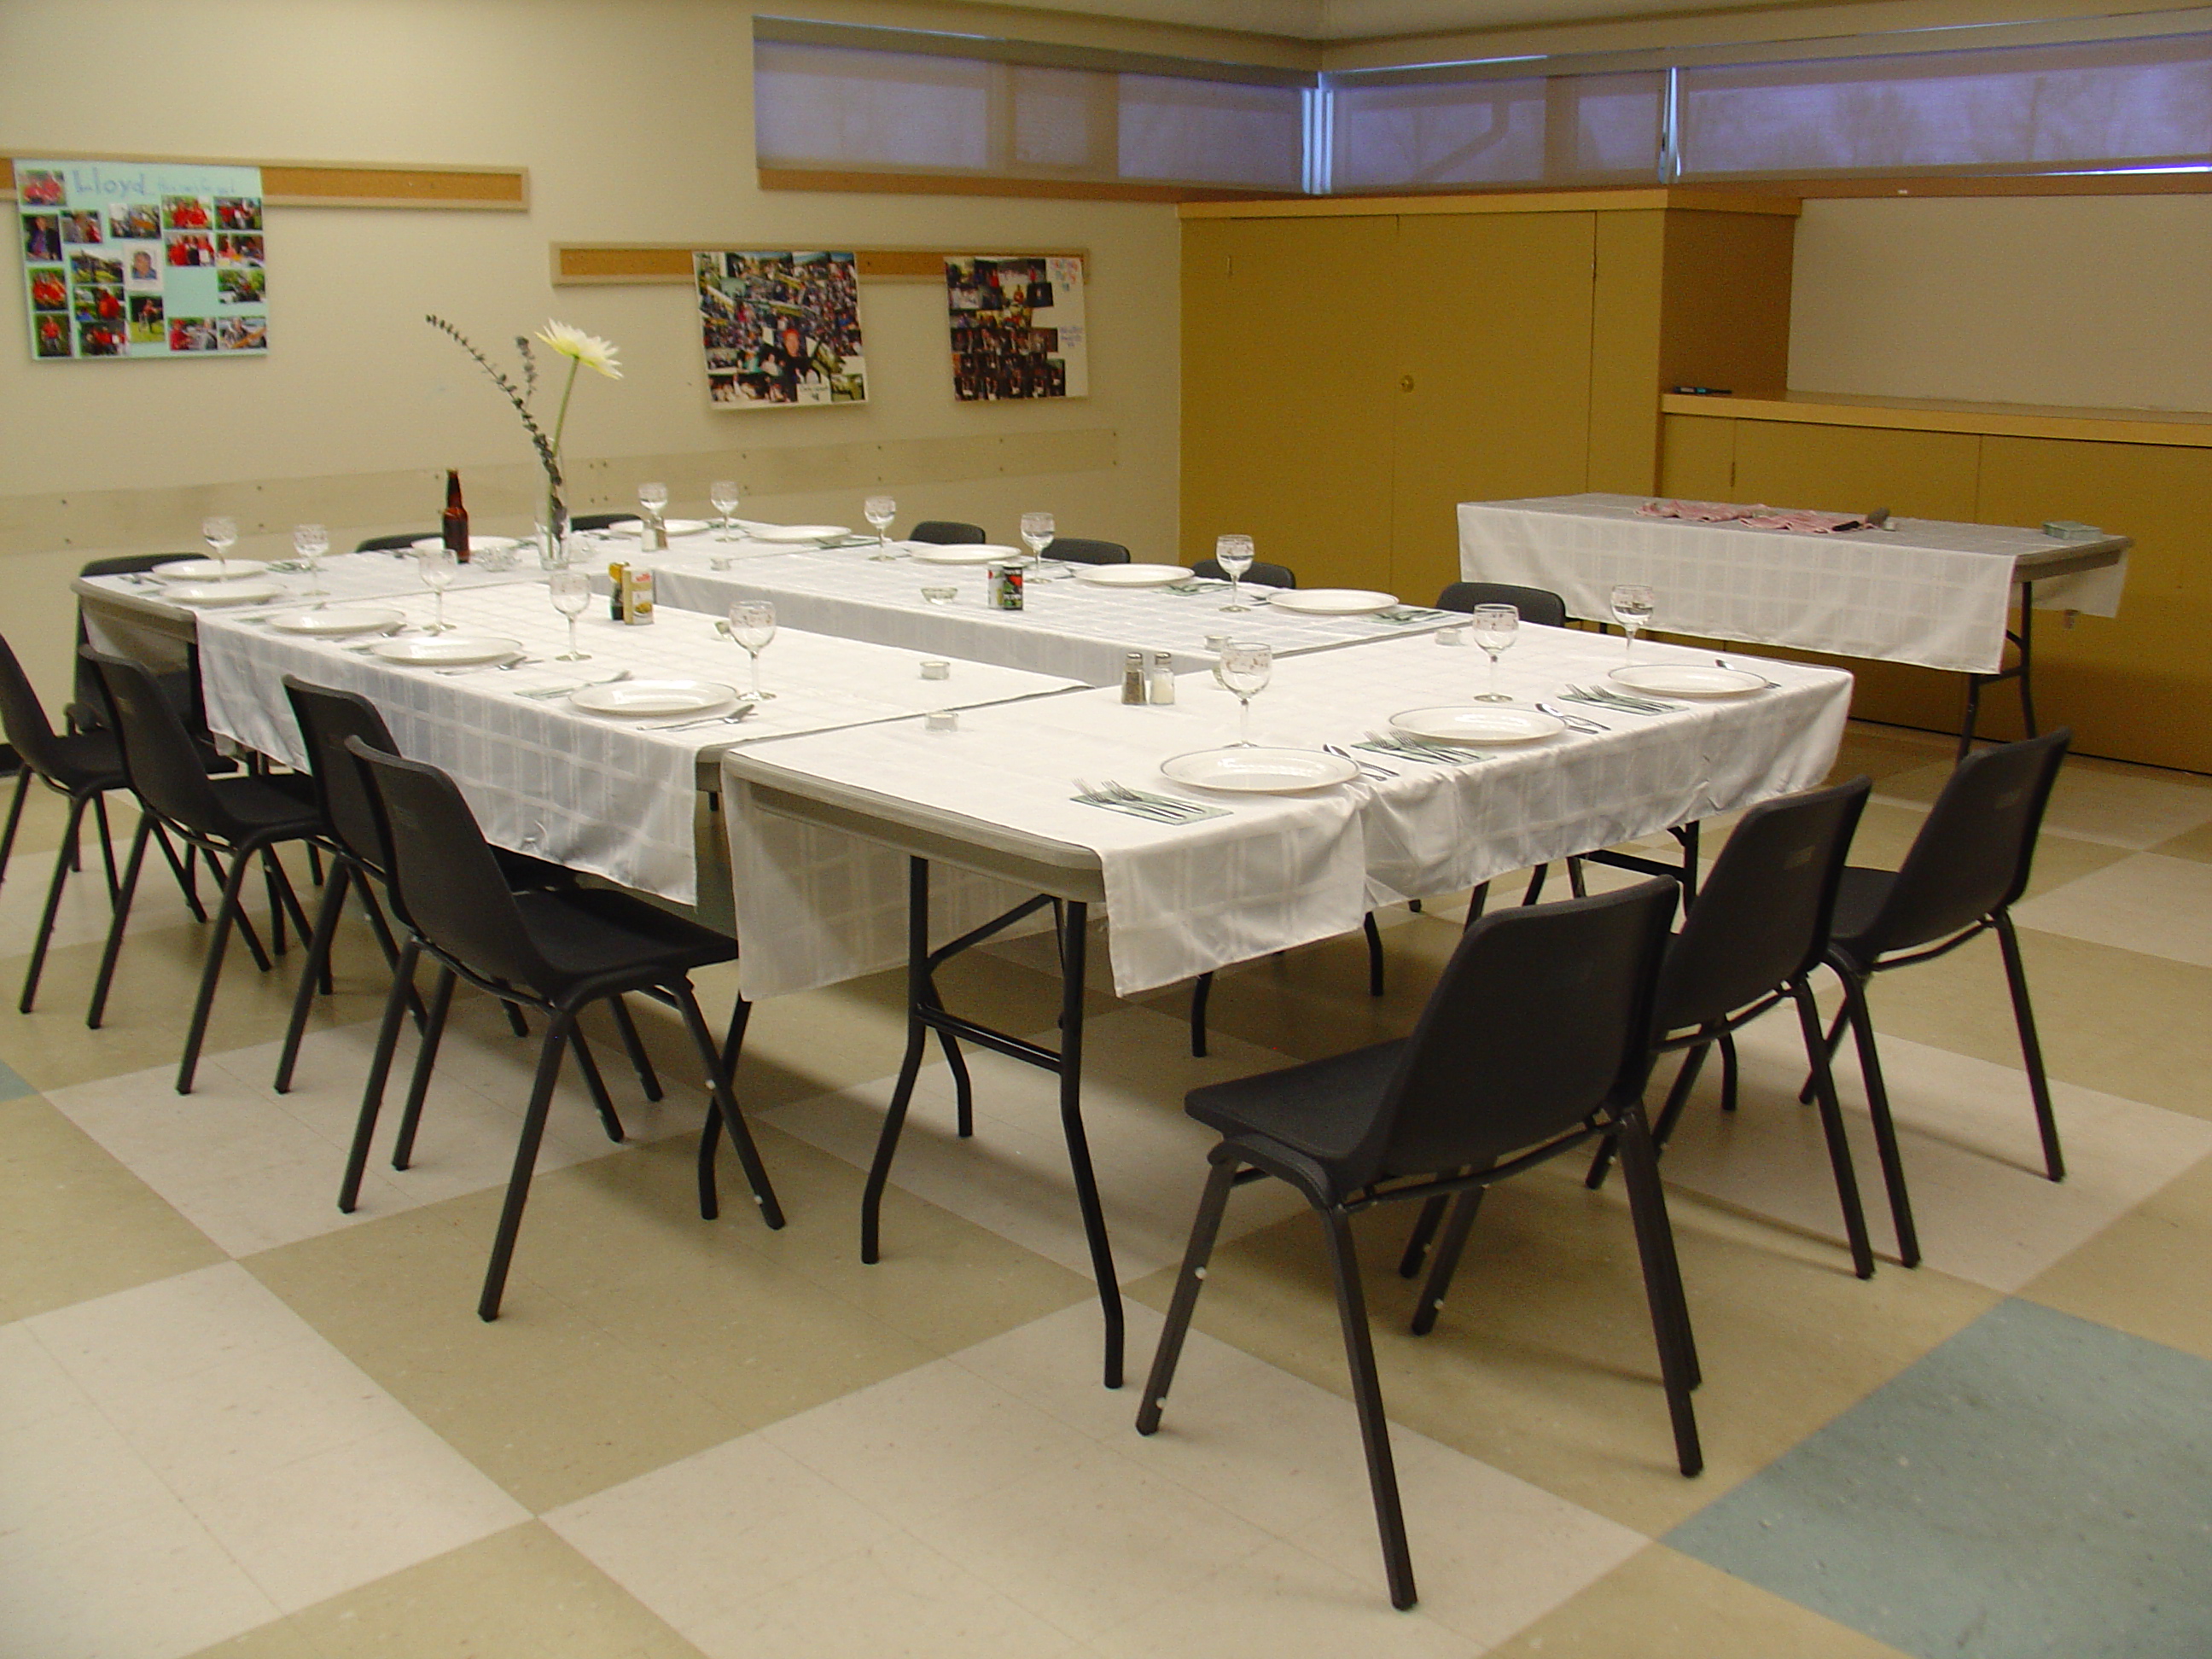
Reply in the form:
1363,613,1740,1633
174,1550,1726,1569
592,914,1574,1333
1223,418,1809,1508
512,887,736,993
31,729,127,795
1187,1039,1406,1168
206,773,323,840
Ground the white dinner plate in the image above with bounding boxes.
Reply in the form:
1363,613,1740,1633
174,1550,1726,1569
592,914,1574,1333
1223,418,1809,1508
1390,706,1566,744
912,544,1025,566
163,579,284,607
745,523,850,544
366,634,525,667
603,519,712,539
1160,747,1360,794
1610,664,1767,697
1075,562,1190,588
569,678,737,718
153,557,270,581
408,536,521,556
263,606,407,637
1266,587,1400,616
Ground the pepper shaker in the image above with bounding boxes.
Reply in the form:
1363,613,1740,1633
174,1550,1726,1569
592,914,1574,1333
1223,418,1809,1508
1121,651,1148,705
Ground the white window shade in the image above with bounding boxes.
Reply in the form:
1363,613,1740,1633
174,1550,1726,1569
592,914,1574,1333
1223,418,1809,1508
754,42,992,172
1118,75,1305,188
1331,73,1662,192
1678,34,2212,178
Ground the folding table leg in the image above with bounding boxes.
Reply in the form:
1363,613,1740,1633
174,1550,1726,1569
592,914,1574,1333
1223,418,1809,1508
862,858,934,1265
1057,900,1124,1389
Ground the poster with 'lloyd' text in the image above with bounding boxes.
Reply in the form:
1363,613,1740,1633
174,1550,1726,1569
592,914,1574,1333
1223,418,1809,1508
18,158,266,361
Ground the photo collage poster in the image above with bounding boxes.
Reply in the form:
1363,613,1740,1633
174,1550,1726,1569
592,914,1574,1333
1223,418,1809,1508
695,251,865,407
17,158,265,360
946,256,1088,401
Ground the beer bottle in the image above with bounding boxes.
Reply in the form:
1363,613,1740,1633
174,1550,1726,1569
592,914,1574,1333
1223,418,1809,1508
442,469,470,562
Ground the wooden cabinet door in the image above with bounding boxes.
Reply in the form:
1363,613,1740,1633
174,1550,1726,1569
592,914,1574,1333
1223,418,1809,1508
1388,213,1598,605
1181,215,1400,590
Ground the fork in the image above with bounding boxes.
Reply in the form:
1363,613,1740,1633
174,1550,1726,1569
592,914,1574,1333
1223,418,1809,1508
649,709,756,732
1716,656,1781,688
1325,742,1395,779
1568,684,1676,715
1364,731,1459,765
1536,701,1611,735
1073,779,1185,823
1101,779,1208,819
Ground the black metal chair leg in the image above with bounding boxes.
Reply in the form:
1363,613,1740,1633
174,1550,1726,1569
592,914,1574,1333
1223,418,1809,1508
91,791,119,901
341,940,420,1211
607,993,663,1102
1522,864,1548,905
1396,1193,1449,1278
21,792,92,1014
1838,970,1921,1268
390,965,457,1170
674,981,782,1227
1588,1039,1709,1191
148,821,207,923
1792,980,1876,1279
721,994,752,1077
177,840,263,1094
260,847,288,958
1462,880,1490,928
1994,911,2064,1182
1566,855,1587,899
1411,1187,1487,1336
1363,911,1385,997
568,1032,626,1143
1717,1032,1738,1111
502,999,531,1037
0,766,29,886
1615,1108,1703,1478
479,1012,573,1321
1136,1154,1239,1435
1319,1205,1417,1610
84,812,151,1027
1189,970,1213,1058
275,859,353,1092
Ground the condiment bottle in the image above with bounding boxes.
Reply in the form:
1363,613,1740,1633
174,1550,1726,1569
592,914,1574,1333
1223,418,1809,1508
1148,651,1176,704
442,469,470,562
1121,652,1147,705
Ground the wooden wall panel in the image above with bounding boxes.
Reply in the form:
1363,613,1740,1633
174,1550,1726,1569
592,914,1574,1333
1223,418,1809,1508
1658,210,1794,400
1656,413,1734,498
1588,211,1667,495
1732,421,1982,521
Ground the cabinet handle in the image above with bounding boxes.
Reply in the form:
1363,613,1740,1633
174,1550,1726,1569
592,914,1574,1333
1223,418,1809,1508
1400,374,1415,392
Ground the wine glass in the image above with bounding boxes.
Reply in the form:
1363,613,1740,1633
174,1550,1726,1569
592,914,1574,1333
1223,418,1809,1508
1214,534,1255,613
638,480,668,547
710,480,740,542
201,515,237,576
864,495,898,559
1020,511,1055,568
416,544,457,632
729,601,777,701
1470,603,1518,701
1218,641,1272,747
292,523,328,596
550,569,592,661
1610,583,1655,662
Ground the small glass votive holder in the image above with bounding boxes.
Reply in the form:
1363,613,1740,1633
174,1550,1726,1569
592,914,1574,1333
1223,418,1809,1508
921,585,958,606
1203,632,1231,653
919,659,951,680
1435,626,1467,646
925,709,959,733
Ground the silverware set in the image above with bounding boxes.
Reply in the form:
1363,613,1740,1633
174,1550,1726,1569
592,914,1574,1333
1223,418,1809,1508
1535,701,1612,734
1360,731,1475,765
1071,779,1221,823
1324,742,1395,778
1559,684,1681,715
648,708,756,732
515,669,633,699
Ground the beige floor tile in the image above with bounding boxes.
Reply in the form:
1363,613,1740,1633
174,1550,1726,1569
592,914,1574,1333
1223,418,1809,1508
1873,752,2212,848
1824,721,1956,784
1651,1017,2212,1292
2023,1153,2212,1365
0,1093,222,1322
186,1522,707,1659
1128,1168,1999,1538
2151,818,2212,864
2011,850,2212,969
1484,1543,1915,1658
1842,804,2129,901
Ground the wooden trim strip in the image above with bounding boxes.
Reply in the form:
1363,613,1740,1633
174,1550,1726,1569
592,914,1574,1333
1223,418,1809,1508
1773,171,2212,199
1661,392,2212,447
551,242,1091,287
1179,185,1800,218
759,166,1290,204
753,16,1316,87
3,153,527,209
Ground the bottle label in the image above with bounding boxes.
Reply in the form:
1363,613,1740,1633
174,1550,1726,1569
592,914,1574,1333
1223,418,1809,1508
990,564,1024,610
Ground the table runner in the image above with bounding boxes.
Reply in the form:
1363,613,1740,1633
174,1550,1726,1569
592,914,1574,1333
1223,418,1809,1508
725,625,1852,999
197,583,1081,905
1458,492,2127,674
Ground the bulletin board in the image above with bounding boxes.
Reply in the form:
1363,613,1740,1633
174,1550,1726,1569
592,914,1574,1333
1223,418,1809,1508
946,255,1087,401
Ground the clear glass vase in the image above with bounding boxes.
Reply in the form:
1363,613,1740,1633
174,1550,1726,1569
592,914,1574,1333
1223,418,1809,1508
538,485,569,569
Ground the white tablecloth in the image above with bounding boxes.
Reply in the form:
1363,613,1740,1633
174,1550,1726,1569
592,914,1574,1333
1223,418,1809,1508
196,584,1082,905
636,539,1459,687
1458,493,2128,674
725,625,1853,999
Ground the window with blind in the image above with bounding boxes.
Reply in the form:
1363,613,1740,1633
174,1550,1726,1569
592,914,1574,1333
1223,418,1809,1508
1330,73,1662,192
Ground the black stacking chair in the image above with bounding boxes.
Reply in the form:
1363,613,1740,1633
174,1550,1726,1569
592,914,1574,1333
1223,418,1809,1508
272,680,655,1135
1193,556,1296,588
82,650,323,1093
570,513,638,532
1436,581,1569,629
352,533,428,553
341,738,783,1320
67,555,207,737
1139,879,1691,1610
1044,538,1130,566
1569,778,1879,1278
1803,730,2072,1269
910,521,987,545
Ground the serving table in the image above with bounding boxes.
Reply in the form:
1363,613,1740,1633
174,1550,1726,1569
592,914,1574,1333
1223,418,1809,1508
1458,492,2129,757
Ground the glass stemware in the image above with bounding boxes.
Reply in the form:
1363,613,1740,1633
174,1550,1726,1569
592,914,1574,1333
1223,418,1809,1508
1610,583,1655,662
864,494,897,559
1470,603,1518,701
638,480,668,547
416,545,457,632
729,601,777,701
201,515,238,577
292,523,328,596
710,480,740,542
1218,641,1272,747
1019,511,1054,568
1214,533,1255,613
550,569,592,660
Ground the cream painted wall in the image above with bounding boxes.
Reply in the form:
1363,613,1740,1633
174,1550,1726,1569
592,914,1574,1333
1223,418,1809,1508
0,0,1185,701
1789,195,2212,413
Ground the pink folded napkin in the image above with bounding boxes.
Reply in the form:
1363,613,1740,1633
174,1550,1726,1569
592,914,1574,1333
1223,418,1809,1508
1638,499,1866,533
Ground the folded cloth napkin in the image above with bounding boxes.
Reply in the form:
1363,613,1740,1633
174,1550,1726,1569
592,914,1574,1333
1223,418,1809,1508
1639,498,1871,534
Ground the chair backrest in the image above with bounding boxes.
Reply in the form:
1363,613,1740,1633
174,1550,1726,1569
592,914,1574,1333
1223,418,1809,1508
1045,538,1130,566
1437,582,1568,629
1855,730,2071,955
1351,878,1678,1186
0,633,73,781
352,533,426,552
570,512,637,532
82,649,230,834
1654,777,1871,1033
1193,557,1297,589
282,677,398,870
911,520,987,545
74,555,188,721
345,738,554,992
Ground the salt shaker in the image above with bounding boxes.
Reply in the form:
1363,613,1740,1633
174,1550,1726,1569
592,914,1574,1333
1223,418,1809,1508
1147,651,1176,704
